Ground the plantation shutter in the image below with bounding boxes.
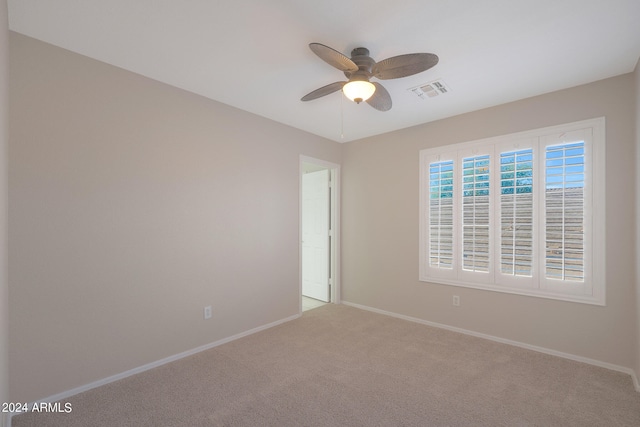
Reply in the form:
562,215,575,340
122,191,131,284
461,155,490,272
544,142,585,281
420,118,604,304
428,160,454,269
499,149,534,277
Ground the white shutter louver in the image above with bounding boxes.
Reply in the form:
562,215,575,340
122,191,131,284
500,149,534,276
462,155,490,272
429,161,454,269
545,142,585,281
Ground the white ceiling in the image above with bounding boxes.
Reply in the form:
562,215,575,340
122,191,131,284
7,0,640,143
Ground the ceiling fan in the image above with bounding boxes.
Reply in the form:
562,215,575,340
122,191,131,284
301,43,439,111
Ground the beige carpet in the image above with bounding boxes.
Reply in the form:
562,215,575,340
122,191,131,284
13,304,640,426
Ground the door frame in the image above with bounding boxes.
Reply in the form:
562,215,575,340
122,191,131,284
299,156,341,312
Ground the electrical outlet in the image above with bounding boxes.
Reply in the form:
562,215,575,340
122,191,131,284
452,295,460,307
204,305,212,320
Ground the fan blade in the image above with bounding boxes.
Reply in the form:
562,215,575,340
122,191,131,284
301,81,346,101
366,82,392,111
309,43,358,73
373,53,439,80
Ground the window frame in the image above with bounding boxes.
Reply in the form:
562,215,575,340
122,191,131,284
419,117,605,305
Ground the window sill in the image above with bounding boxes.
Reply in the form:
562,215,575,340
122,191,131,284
419,276,605,306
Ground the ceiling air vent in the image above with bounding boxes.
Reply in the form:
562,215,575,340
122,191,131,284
409,79,451,100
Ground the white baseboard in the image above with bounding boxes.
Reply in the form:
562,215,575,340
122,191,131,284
8,313,301,426
633,370,640,392
341,300,640,393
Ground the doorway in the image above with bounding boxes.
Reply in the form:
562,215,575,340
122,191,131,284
300,156,340,312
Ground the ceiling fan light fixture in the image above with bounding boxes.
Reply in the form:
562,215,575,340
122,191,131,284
343,80,375,104
302,43,439,111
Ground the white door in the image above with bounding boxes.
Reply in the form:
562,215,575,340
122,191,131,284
302,169,330,302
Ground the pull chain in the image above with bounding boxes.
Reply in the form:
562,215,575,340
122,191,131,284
340,92,344,140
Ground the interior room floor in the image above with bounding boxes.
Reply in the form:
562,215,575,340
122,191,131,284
12,304,640,427
302,296,327,311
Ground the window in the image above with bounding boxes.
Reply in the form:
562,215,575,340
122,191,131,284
419,118,605,305
428,160,454,269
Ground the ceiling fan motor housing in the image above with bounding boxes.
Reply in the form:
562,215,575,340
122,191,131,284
345,47,375,78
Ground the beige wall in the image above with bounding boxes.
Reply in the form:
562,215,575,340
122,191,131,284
8,33,341,402
635,58,640,381
342,73,637,370
0,0,8,425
